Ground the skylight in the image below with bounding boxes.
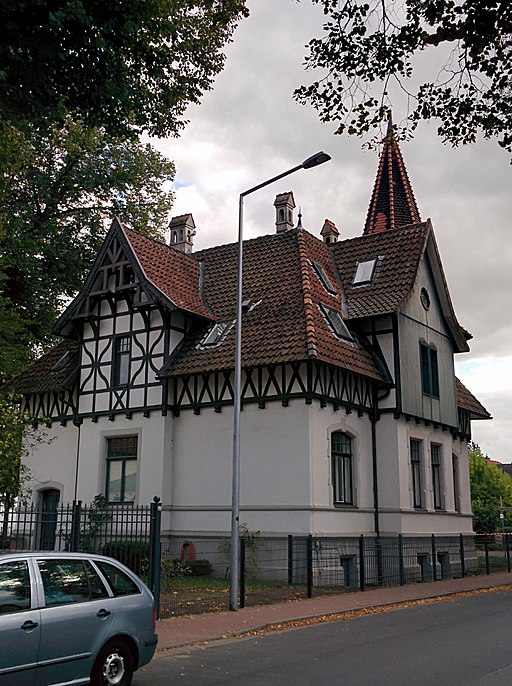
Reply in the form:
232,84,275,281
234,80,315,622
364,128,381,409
50,348,78,373
199,320,234,347
353,258,378,286
319,304,352,341
311,261,337,295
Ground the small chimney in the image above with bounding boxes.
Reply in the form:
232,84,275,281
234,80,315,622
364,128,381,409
321,219,339,245
169,213,196,253
274,192,295,233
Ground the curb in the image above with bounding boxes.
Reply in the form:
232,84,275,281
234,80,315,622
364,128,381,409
156,581,512,651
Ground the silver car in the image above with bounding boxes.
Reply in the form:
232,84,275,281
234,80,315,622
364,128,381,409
0,551,158,685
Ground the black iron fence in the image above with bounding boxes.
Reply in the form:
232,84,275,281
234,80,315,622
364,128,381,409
157,532,512,617
2,500,511,618
1,497,162,613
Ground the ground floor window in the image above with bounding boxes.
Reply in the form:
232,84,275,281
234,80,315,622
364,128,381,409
452,453,461,512
431,444,443,510
332,432,354,505
410,439,423,508
105,436,138,503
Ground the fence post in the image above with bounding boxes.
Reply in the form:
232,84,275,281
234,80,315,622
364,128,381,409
359,535,365,591
288,535,293,585
506,533,511,573
431,534,437,582
306,535,313,599
398,534,405,586
485,536,490,575
239,536,246,609
459,534,465,578
70,500,82,552
148,497,161,618
376,537,383,586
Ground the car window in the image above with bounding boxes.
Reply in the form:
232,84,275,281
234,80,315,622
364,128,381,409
37,559,108,607
0,560,31,614
95,561,141,597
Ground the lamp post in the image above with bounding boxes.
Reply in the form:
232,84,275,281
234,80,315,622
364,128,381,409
229,151,331,611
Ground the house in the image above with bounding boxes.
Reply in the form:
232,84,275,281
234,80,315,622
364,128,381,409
9,130,491,541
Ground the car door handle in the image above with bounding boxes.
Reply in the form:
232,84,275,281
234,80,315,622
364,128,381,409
97,609,111,618
21,620,39,631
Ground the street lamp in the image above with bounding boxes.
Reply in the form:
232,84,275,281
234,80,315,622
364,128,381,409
230,151,331,611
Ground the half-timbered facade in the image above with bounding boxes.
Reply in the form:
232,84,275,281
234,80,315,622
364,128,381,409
8,134,490,538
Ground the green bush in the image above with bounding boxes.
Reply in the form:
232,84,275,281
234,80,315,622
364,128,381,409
101,540,149,576
189,559,212,576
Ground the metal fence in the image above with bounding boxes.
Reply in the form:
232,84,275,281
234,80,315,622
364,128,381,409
1,497,161,612
157,532,512,617
3,500,512,618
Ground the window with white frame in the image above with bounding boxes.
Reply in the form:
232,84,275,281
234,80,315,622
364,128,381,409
331,432,354,505
410,439,423,508
105,436,137,503
431,444,443,510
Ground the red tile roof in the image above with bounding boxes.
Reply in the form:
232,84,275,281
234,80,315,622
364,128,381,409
364,130,421,235
161,229,390,382
332,223,428,318
123,225,211,320
4,340,79,394
456,378,492,419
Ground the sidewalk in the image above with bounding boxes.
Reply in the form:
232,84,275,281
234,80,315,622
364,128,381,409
156,572,512,650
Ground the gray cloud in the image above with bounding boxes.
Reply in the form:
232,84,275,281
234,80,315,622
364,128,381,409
153,0,511,460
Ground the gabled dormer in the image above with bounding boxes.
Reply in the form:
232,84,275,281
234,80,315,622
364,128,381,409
52,218,213,420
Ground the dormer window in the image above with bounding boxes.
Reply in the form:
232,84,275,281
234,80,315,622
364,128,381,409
200,320,234,348
50,348,78,373
353,258,379,286
319,304,352,341
311,261,337,295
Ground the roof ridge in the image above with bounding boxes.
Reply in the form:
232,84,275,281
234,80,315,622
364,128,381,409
296,229,319,358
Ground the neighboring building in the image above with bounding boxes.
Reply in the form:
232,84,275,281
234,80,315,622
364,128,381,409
8,130,491,539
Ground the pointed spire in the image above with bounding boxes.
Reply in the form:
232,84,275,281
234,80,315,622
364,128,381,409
363,113,421,235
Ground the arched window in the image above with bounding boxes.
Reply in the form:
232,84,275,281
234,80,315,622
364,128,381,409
331,432,354,505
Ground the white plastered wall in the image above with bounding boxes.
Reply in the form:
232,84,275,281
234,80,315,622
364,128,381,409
168,399,376,537
376,413,473,535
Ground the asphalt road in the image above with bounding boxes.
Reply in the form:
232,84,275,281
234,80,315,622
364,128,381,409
133,590,512,685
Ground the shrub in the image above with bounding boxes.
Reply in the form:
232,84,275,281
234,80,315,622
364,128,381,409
189,559,212,576
101,540,149,576
161,556,191,578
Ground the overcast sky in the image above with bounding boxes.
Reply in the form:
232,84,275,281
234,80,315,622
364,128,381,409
152,0,511,462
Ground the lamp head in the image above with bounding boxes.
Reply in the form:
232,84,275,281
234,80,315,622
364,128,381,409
302,151,331,169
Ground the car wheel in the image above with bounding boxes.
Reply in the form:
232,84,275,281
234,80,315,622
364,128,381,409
91,639,134,686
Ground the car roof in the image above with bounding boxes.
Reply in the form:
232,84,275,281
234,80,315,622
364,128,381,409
0,551,118,561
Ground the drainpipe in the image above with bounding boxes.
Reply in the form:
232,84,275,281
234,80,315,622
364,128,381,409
73,422,81,502
371,386,380,538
